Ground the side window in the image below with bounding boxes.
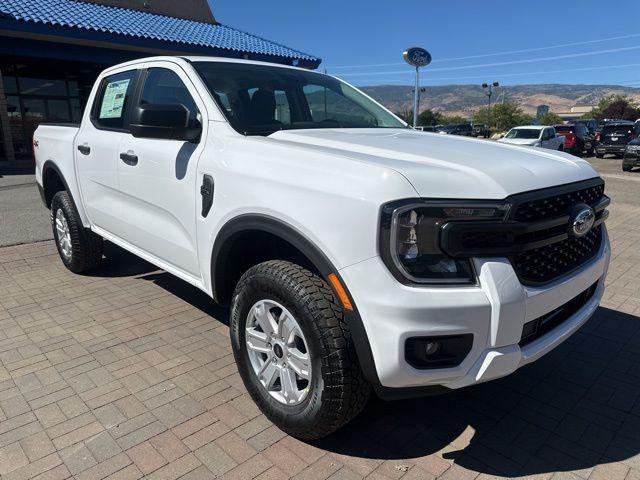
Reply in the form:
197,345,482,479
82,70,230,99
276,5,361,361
139,68,199,124
93,70,136,130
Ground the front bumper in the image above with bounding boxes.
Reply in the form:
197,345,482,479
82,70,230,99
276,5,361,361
596,145,627,155
339,227,610,391
623,150,639,166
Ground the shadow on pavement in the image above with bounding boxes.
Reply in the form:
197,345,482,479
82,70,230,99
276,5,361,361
80,244,640,476
313,306,640,477
87,241,230,322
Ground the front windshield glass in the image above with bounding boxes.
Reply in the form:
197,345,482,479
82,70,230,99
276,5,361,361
193,61,405,135
506,128,540,139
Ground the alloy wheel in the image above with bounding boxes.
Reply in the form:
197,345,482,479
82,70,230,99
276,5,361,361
245,299,311,405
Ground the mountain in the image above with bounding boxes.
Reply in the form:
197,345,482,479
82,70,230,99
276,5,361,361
359,84,640,117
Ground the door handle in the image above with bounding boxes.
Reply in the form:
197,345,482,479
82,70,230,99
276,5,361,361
119,151,138,166
77,144,91,155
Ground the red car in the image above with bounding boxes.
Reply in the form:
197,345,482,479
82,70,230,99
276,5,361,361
554,124,593,156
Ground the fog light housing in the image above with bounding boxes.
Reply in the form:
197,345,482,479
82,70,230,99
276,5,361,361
405,334,473,369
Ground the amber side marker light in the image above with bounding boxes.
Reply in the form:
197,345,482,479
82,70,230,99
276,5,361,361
327,273,354,311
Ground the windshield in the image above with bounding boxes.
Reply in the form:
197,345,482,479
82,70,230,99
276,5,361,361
506,128,540,139
193,62,405,135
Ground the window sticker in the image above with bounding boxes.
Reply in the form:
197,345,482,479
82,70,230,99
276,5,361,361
99,79,130,119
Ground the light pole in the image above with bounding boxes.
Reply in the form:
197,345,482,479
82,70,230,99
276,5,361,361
403,47,432,128
482,81,499,127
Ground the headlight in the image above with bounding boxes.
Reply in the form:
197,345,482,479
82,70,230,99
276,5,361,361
380,200,510,285
627,145,640,152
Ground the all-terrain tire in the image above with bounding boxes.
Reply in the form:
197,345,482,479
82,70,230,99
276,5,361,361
51,191,103,273
230,260,370,439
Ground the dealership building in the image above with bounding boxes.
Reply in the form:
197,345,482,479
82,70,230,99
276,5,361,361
0,0,320,165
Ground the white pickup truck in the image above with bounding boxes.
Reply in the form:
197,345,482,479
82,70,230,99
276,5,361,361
498,125,566,151
34,56,610,439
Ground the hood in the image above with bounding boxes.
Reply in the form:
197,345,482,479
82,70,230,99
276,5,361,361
267,128,598,199
497,137,538,146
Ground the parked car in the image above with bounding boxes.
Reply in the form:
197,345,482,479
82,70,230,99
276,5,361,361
595,121,640,158
574,119,598,135
472,123,490,138
34,56,610,439
498,126,565,151
437,123,473,136
554,123,594,156
623,139,640,171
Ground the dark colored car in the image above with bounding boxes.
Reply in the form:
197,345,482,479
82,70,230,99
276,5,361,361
623,139,640,172
472,124,490,138
595,122,640,158
554,123,593,156
574,119,598,135
437,123,473,136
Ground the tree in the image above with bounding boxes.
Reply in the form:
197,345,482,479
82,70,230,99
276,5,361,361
472,102,532,132
395,109,414,124
417,109,444,126
538,112,563,125
586,95,640,121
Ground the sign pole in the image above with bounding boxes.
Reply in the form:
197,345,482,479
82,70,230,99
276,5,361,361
403,47,431,129
413,66,419,128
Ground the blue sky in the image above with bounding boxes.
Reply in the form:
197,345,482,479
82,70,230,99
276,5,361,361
210,0,640,87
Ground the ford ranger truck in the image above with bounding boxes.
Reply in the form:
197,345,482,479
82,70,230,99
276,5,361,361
33,56,611,439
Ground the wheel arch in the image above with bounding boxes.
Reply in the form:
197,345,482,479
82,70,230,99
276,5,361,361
210,214,380,384
42,160,73,209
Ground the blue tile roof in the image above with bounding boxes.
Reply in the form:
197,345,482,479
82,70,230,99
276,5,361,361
0,0,321,66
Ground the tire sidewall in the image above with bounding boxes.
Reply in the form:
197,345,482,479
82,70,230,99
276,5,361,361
51,193,76,271
230,270,327,431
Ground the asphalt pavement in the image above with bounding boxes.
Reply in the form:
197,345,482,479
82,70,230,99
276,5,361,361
0,174,52,247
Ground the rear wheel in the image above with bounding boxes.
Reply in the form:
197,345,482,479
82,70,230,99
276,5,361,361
623,161,633,172
230,260,370,439
596,152,604,158
51,191,103,273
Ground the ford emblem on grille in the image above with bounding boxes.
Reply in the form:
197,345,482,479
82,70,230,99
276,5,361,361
569,204,595,237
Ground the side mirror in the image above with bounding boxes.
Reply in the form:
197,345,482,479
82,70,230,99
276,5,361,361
130,103,201,142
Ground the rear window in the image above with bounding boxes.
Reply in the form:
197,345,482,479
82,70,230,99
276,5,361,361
602,125,633,135
92,70,137,130
554,126,574,133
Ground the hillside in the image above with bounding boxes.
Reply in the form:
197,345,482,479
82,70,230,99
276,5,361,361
359,84,640,117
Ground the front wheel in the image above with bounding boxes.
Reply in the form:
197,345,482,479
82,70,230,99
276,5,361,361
51,191,103,273
230,260,370,439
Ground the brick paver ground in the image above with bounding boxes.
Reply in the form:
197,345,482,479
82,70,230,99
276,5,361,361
1,164,640,479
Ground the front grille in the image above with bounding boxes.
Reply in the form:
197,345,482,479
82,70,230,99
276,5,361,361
439,178,609,286
511,225,602,285
513,183,605,223
519,281,598,347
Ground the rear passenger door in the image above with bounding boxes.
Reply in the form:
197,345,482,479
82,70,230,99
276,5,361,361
75,69,138,234
115,63,207,279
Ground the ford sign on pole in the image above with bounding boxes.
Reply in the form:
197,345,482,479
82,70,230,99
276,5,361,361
403,47,432,128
